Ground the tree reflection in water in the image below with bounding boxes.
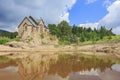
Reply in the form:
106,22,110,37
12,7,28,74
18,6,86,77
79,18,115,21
17,54,116,80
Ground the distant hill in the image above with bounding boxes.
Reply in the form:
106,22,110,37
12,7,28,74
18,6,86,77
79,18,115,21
0,29,18,39
0,30,10,32
0,30,10,34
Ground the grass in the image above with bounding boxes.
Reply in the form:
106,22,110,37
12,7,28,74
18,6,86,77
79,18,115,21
110,35,120,41
96,35,120,43
0,37,11,44
79,35,120,45
57,35,120,45
59,40,71,45
0,37,20,44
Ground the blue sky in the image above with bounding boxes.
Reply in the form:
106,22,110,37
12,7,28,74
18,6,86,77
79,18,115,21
69,0,109,25
0,0,120,34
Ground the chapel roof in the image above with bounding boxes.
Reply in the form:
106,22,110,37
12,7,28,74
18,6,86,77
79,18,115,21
18,16,46,28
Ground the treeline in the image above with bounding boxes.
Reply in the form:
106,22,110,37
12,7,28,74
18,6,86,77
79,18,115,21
48,21,115,45
0,30,18,44
0,30,18,39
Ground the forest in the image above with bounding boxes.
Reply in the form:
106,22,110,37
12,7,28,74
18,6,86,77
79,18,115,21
48,20,115,45
0,30,18,39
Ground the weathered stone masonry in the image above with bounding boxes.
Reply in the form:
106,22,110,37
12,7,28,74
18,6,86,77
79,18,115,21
18,16,49,44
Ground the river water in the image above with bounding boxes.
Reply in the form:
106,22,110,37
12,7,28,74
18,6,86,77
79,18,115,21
0,53,120,80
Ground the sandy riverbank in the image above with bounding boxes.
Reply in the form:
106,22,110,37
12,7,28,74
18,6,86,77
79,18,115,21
0,41,120,58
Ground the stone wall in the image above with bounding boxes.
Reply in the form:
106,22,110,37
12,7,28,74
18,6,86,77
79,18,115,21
18,18,28,38
18,17,58,45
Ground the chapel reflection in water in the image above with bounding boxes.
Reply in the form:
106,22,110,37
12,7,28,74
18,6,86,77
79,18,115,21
17,54,114,80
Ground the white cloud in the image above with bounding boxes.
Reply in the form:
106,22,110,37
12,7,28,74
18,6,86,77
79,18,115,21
85,0,98,4
112,26,120,35
103,0,112,8
0,0,76,31
79,23,98,29
60,12,70,22
98,0,120,34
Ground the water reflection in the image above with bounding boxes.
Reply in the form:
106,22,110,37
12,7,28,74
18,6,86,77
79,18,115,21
48,57,113,78
17,54,120,80
0,66,21,80
0,56,17,68
18,54,58,80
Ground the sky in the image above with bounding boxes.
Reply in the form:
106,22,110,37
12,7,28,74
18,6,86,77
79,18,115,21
0,0,120,34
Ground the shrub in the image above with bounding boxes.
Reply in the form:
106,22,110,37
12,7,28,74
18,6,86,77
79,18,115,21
40,33,44,39
0,37,11,44
12,37,20,41
26,36,33,42
59,40,71,45
50,35,57,40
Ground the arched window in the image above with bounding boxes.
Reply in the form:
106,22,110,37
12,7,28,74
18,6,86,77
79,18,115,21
23,23,27,31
